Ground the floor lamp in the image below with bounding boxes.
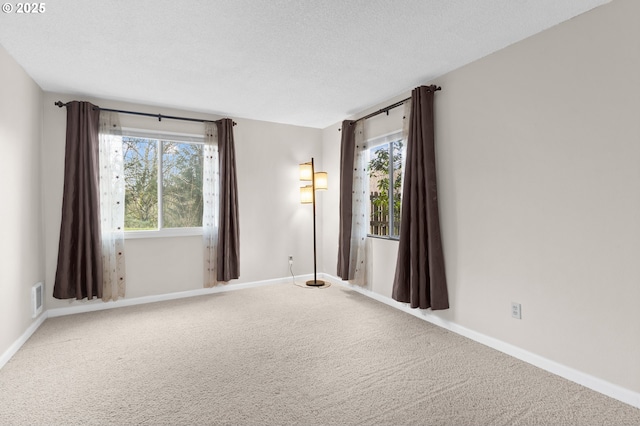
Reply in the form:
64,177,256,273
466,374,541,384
300,158,327,286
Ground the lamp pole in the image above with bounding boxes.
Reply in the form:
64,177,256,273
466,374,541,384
307,157,324,287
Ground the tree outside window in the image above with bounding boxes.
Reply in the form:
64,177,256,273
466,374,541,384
368,136,404,238
123,136,203,231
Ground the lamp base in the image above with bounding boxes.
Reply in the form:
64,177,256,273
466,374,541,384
306,279,325,287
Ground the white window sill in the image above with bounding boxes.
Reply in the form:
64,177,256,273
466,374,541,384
125,227,203,239
367,234,400,241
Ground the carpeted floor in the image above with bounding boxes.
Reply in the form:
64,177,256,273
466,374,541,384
1,283,639,425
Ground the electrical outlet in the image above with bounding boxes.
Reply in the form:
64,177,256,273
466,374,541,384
511,302,522,319
288,255,293,265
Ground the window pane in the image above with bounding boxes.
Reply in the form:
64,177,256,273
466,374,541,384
391,139,404,236
123,137,158,230
162,141,203,228
367,137,405,238
368,144,390,236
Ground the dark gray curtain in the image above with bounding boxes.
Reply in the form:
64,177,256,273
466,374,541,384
337,120,356,280
216,118,240,281
392,85,449,310
53,101,103,300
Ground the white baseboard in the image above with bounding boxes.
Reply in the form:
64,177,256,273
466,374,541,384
321,273,640,410
0,311,48,370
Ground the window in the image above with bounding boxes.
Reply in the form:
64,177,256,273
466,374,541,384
367,131,405,238
122,132,204,235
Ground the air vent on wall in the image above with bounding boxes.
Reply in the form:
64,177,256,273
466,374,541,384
32,282,43,318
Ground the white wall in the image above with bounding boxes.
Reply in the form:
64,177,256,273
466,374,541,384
322,0,640,394
0,45,44,356
42,93,323,309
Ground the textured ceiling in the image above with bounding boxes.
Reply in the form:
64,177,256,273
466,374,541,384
0,0,609,128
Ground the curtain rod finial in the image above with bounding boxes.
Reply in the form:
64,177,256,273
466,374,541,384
54,101,66,108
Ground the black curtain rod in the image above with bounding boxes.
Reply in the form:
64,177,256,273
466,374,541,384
54,101,236,126
345,85,442,128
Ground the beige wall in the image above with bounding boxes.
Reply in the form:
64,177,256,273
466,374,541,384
0,45,44,355
322,0,640,393
42,93,323,309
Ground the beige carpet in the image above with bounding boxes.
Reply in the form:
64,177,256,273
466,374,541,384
1,283,639,425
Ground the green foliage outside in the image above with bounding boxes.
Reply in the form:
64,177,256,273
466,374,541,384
123,138,158,230
368,140,403,236
123,137,203,230
162,142,203,228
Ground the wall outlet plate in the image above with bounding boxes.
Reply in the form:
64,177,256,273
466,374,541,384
511,302,522,319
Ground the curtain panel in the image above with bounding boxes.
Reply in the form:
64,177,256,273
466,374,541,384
53,101,103,300
337,120,356,280
349,122,368,285
98,111,126,301
203,122,220,287
392,85,449,310
337,120,369,284
216,118,240,282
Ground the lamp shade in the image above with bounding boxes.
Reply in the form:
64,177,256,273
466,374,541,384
300,185,313,204
299,163,313,181
314,172,328,190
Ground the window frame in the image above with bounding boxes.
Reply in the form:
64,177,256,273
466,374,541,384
121,128,205,239
366,130,405,240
